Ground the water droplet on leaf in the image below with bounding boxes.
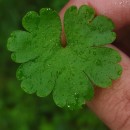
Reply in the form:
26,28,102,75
67,105,70,108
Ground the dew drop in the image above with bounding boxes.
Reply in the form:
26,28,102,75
46,8,51,11
74,93,79,101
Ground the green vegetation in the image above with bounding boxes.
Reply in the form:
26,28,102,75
1,0,110,129
7,5,121,110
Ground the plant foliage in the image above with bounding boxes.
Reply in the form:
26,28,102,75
7,5,122,109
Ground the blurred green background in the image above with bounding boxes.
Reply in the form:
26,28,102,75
0,0,109,130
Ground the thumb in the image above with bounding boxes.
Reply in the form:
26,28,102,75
59,0,130,130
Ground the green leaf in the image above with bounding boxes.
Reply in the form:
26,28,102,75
7,5,122,110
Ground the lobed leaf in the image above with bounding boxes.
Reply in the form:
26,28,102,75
7,5,122,109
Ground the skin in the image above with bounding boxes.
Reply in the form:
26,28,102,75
60,0,130,130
